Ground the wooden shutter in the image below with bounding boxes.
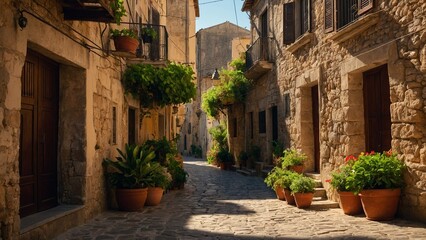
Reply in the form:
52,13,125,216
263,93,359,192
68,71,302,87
324,0,334,33
301,0,311,34
284,2,295,44
358,0,373,15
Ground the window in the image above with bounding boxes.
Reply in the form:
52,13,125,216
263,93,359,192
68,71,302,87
112,107,117,144
233,118,237,138
260,10,269,59
324,0,374,32
259,111,266,134
284,0,311,44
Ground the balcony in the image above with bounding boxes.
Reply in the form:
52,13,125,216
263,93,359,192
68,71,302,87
244,37,273,80
112,23,168,65
62,0,115,22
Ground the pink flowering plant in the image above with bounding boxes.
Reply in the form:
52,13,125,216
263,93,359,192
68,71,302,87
346,150,405,194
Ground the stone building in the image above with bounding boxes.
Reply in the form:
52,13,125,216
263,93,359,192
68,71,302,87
182,22,250,157
0,0,199,239
234,0,426,222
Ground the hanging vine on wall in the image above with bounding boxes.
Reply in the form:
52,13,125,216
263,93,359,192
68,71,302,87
201,57,251,119
122,62,196,120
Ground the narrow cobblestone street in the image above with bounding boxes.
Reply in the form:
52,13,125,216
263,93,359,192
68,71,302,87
55,157,426,240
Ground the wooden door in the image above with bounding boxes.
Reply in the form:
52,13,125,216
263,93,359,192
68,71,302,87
311,85,320,172
363,65,391,152
20,50,59,217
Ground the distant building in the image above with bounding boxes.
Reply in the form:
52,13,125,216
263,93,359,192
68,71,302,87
181,22,250,157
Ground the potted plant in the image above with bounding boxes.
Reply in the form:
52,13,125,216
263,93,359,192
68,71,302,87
272,140,285,165
281,148,306,173
290,174,315,208
111,28,139,54
110,0,126,24
238,151,248,169
276,171,299,205
168,158,188,190
103,144,156,211
264,167,286,200
141,26,158,43
328,155,363,215
347,150,405,221
217,148,234,170
145,162,172,206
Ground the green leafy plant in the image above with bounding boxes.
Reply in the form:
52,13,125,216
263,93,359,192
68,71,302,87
237,151,249,167
217,148,233,163
141,27,158,39
168,158,188,189
122,63,196,116
110,0,126,24
264,166,285,189
103,144,156,189
345,151,405,194
110,29,138,39
190,144,203,158
272,140,285,160
144,137,177,165
145,162,172,189
208,124,228,149
274,170,300,190
327,155,358,192
290,174,315,194
281,148,306,169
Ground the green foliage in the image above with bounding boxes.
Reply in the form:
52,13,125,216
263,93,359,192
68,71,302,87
264,166,285,189
346,151,405,194
280,148,307,169
110,29,137,39
229,57,246,72
329,155,357,192
122,63,196,109
103,144,156,189
290,174,315,194
144,137,177,165
141,27,158,39
272,140,285,159
145,162,172,189
275,171,300,190
207,147,218,165
168,158,188,188
217,148,234,163
110,0,126,24
190,145,203,158
208,124,228,149
237,151,249,166
201,57,251,119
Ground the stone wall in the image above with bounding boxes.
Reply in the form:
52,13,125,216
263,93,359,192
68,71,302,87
234,0,426,221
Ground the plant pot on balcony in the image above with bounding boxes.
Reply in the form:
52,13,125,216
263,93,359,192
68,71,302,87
113,36,139,54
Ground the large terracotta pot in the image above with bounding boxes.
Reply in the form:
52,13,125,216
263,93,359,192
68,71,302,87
338,191,363,215
359,188,401,221
283,188,296,205
145,187,164,206
113,36,139,54
293,192,314,209
290,165,304,173
116,188,148,211
275,186,285,201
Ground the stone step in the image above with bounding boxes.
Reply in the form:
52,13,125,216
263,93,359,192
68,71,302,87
310,198,340,210
305,172,321,180
314,187,327,199
236,168,256,176
313,179,323,188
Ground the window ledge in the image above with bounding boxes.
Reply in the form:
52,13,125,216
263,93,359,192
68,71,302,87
286,33,314,53
328,12,380,43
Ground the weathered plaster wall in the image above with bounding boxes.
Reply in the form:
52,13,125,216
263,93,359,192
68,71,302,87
233,0,426,221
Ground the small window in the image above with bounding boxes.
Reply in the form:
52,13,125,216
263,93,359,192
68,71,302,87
259,111,266,134
284,0,311,44
233,118,237,138
112,107,117,144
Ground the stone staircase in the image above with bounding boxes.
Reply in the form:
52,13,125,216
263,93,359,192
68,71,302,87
305,173,340,210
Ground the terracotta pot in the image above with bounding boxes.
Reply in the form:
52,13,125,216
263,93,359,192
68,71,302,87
145,187,164,206
359,188,401,221
293,192,314,209
116,188,147,211
338,191,363,215
283,188,296,205
290,165,304,173
275,186,285,201
113,36,139,54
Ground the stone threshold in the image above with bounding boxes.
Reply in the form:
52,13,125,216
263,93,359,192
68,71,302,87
20,204,84,234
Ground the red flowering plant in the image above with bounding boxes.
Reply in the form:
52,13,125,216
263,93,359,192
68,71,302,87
327,154,358,192
346,150,405,194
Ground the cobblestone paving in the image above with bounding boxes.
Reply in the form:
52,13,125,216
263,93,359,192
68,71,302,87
55,157,426,240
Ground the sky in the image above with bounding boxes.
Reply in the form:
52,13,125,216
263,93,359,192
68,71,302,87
196,0,250,31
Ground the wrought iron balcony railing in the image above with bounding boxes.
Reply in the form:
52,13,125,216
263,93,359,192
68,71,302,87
244,37,273,79
136,23,168,61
